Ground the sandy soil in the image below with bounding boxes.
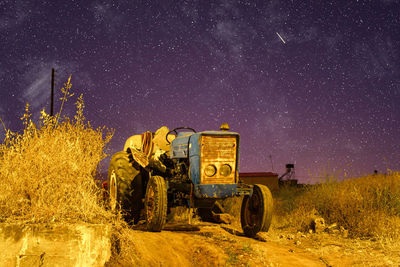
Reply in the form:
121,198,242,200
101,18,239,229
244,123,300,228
106,220,400,267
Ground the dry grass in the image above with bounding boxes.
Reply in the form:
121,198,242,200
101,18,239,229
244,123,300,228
274,172,400,240
0,77,114,224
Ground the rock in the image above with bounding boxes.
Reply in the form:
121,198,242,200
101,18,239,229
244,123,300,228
326,223,338,230
310,217,325,233
287,234,295,240
212,213,232,224
325,223,340,234
339,226,348,238
255,234,267,242
294,240,301,245
304,209,324,233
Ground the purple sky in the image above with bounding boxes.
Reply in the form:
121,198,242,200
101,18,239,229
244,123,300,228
1,1,399,182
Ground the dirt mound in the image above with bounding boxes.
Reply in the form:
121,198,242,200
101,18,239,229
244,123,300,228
111,227,226,266
107,222,327,267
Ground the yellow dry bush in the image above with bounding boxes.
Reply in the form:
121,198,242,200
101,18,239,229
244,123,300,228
107,222,143,266
0,83,114,224
277,172,400,239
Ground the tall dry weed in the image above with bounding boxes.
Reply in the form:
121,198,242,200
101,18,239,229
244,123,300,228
277,172,400,239
0,77,114,224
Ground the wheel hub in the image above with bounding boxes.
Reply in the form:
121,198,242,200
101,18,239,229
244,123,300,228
245,194,261,227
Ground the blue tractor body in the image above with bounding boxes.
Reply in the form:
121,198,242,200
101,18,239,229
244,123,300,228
170,131,240,199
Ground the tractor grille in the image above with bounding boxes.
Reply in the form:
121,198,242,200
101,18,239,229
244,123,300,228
200,135,237,184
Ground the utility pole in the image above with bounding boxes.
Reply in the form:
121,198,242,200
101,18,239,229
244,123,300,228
50,68,54,116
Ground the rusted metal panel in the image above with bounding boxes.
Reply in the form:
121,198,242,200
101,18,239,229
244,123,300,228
200,135,237,184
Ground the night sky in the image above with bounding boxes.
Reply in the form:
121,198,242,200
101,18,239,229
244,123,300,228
1,1,399,182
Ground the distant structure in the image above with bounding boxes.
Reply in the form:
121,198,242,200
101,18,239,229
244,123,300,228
50,68,55,116
239,172,279,191
239,164,299,191
278,164,297,187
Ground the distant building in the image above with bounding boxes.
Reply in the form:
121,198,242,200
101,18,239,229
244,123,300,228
239,172,279,191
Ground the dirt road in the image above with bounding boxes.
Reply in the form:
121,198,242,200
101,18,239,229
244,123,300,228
106,221,399,266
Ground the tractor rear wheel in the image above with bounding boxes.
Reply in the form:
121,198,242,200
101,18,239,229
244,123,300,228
240,184,273,237
107,151,143,223
145,175,167,231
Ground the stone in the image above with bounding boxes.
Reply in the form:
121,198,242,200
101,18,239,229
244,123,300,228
311,217,325,233
212,213,232,224
287,234,295,240
339,226,349,238
326,223,338,230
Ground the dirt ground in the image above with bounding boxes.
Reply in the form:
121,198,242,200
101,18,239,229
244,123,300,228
106,219,400,267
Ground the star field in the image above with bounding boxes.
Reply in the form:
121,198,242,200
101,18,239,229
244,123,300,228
1,0,399,182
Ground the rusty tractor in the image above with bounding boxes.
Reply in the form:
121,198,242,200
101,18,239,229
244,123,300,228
107,124,273,237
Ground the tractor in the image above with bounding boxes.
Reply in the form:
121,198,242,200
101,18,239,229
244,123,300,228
107,124,273,237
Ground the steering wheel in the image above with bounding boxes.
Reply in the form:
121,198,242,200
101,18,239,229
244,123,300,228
166,127,196,144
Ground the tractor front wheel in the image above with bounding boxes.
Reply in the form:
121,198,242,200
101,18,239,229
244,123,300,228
240,184,273,237
107,151,143,224
145,175,167,231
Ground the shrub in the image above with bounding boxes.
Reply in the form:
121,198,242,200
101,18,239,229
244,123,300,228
276,172,400,239
0,77,114,224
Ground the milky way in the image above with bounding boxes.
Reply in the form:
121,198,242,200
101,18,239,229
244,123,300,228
1,1,399,182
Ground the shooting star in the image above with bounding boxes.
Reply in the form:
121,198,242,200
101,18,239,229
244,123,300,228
276,32,286,44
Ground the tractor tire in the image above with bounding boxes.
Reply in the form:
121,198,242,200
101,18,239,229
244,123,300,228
240,184,273,237
107,151,143,224
144,175,167,232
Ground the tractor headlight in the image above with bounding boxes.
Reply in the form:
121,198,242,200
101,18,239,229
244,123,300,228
220,164,232,176
204,164,217,177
